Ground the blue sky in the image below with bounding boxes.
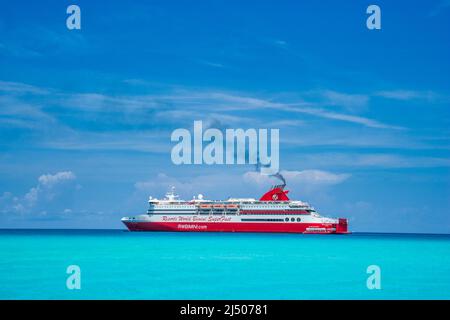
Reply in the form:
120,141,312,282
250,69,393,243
0,0,449,232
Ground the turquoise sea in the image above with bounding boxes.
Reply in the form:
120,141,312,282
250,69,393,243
0,229,449,299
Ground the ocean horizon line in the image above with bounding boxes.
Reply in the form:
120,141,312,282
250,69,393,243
1,228,449,236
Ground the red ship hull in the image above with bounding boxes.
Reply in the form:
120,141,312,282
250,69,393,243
123,220,349,234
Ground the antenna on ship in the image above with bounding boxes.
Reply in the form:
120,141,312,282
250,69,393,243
165,186,179,201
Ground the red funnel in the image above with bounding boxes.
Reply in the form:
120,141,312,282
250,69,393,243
259,187,290,201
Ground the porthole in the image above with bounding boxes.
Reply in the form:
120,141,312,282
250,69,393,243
285,217,289,222
297,218,301,222
291,218,295,222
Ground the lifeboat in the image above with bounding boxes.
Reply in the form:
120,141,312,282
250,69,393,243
199,204,212,209
213,204,225,209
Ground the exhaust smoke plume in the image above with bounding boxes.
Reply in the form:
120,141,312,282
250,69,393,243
271,172,286,187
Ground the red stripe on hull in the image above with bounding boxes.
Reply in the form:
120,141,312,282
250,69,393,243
123,221,349,234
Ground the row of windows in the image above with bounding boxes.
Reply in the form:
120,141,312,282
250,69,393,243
149,212,196,215
241,218,302,222
150,212,305,220
240,212,309,215
286,218,302,222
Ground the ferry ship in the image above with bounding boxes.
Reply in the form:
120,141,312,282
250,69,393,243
122,184,349,234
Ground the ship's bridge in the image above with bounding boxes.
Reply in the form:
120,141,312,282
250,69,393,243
148,186,185,204
289,200,309,207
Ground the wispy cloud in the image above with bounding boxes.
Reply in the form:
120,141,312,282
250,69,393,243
160,91,402,129
0,80,49,95
4,79,447,157
196,60,226,68
42,131,171,153
0,95,58,130
243,170,350,186
1,80,406,132
284,105,405,130
0,26,88,59
375,90,440,101
320,90,369,111
284,153,450,169
266,39,289,49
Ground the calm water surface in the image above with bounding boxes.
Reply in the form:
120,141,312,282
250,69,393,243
0,229,449,299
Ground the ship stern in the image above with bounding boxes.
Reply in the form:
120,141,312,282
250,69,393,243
336,218,349,234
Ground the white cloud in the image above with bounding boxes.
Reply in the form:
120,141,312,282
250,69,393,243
134,172,245,201
24,171,76,206
243,170,350,186
0,171,77,216
134,170,350,203
283,170,350,184
38,171,76,188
